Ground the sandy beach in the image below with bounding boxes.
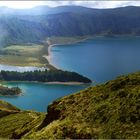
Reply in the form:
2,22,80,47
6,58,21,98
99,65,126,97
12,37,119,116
43,44,59,70
43,36,91,70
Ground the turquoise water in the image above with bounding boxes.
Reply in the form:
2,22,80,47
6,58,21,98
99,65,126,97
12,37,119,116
1,37,140,112
51,37,140,83
1,82,87,112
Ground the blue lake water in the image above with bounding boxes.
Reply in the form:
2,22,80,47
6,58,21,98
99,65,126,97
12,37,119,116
51,37,140,83
1,37,140,112
1,82,87,112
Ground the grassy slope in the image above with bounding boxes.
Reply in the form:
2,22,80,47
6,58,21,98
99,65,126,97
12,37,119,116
0,71,140,139
0,100,19,111
0,100,20,123
0,111,45,139
25,71,140,139
0,100,45,139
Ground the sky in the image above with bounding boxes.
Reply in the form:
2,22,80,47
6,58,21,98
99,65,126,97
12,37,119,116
0,1,140,9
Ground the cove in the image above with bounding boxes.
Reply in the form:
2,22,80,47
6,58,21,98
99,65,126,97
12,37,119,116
2,36,140,112
50,36,140,83
1,82,87,112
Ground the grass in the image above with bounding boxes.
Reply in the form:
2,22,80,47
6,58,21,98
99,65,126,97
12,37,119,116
25,71,140,139
0,44,48,67
0,55,44,66
4,45,43,54
0,36,90,68
0,100,19,111
0,71,140,139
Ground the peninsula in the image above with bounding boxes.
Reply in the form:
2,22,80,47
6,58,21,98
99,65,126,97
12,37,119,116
0,69,92,84
0,85,21,96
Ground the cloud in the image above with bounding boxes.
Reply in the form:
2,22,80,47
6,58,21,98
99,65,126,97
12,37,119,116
52,1,140,8
0,1,140,9
0,1,46,9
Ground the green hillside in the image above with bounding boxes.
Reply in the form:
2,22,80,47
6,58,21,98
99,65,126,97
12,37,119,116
0,100,19,111
0,110,45,139
0,100,20,119
0,71,140,139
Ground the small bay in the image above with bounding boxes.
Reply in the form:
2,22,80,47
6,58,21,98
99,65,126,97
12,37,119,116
1,82,87,112
1,36,140,112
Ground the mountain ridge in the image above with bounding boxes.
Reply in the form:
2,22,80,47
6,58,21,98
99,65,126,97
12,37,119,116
0,5,140,47
0,5,140,15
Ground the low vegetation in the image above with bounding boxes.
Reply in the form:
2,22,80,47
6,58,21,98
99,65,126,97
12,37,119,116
0,100,45,139
0,100,20,112
0,110,45,139
0,44,47,67
0,37,89,70
0,71,139,139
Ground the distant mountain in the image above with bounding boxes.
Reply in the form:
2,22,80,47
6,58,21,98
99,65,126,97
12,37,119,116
0,6,140,47
0,5,95,16
0,6,51,15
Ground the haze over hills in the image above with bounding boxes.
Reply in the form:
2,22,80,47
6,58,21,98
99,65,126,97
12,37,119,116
0,5,98,15
0,5,140,47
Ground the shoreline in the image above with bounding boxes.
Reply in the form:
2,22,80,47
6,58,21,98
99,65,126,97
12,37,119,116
2,81,91,86
43,36,92,70
0,36,94,86
43,35,140,71
0,84,23,97
43,44,60,70
0,93,23,97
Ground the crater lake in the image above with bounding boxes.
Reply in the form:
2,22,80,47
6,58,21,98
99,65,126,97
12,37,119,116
2,36,140,111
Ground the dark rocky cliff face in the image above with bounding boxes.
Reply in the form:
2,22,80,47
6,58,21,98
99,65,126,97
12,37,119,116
38,100,62,130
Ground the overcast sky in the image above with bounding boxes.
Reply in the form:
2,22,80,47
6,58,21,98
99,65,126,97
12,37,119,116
0,1,140,9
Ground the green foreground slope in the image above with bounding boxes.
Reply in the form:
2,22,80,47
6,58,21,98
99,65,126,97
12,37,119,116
0,71,140,139
0,100,19,111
